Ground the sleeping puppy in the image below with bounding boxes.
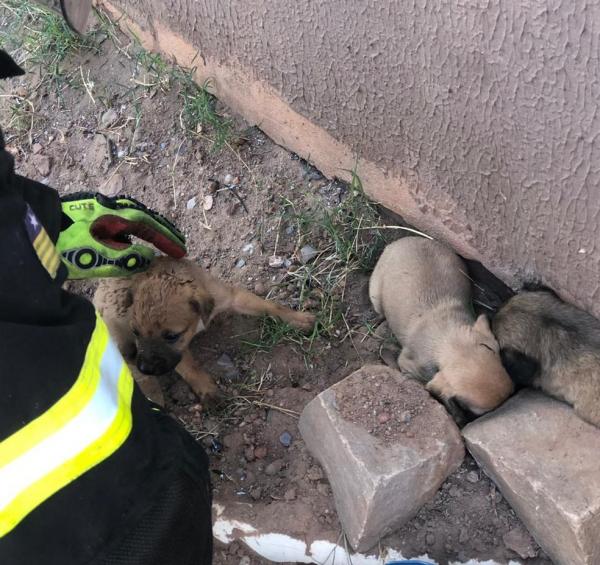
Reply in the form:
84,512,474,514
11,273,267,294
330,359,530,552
94,257,315,405
493,287,600,427
369,237,513,425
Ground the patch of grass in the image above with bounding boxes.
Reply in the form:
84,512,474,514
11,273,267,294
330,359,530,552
178,74,233,150
0,0,98,92
126,37,233,150
0,94,34,142
131,40,172,91
321,169,387,271
246,169,390,354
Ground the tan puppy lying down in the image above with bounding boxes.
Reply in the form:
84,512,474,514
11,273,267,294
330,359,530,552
95,257,315,405
369,237,513,424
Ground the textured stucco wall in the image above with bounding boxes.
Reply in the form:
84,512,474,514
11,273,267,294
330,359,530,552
105,0,600,316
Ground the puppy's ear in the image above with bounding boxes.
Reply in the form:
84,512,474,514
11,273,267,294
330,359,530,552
190,295,215,331
500,347,539,389
474,314,493,336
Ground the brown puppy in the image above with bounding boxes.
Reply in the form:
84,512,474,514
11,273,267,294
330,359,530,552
369,237,513,424
94,257,315,404
493,288,600,427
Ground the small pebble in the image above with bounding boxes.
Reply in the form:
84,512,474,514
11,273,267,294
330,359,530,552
466,470,479,483
244,447,255,462
254,281,267,296
307,465,324,481
242,243,254,255
203,194,214,210
377,412,390,424
104,173,124,197
217,352,236,369
210,438,223,454
101,108,118,128
249,486,262,500
235,258,246,269
503,528,538,559
239,557,251,565
279,431,293,447
254,445,267,459
226,201,240,216
299,244,318,264
224,173,234,184
284,488,297,501
269,255,285,268
117,149,127,159
449,485,461,497
264,459,284,476
186,197,197,210
316,483,330,496
216,353,239,380
32,154,52,177
301,162,325,181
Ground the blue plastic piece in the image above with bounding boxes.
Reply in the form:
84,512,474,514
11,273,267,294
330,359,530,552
385,561,434,565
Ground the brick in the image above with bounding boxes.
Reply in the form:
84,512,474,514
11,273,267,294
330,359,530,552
463,390,600,565
298,365,464,551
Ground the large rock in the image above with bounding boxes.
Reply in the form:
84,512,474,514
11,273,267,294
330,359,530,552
298,364,464,551
463,390,600,565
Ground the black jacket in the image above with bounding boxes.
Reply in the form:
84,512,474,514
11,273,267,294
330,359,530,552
0,50,212,565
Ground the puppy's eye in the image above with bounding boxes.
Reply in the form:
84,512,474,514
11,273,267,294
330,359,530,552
162,331,182,343
132,328,140,337
480,343,495,352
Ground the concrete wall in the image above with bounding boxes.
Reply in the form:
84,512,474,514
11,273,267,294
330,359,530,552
102,0,600,316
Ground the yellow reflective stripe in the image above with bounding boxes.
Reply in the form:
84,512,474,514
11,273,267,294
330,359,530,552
33,232,49,255
47,249,61,277
32,229,60,279
0,365,133,537
0,314,134,537
0,315,109,469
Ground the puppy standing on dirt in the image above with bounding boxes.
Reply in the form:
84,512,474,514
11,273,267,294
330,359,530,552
493,288,600,427
369,237,513,424
94,257,315,404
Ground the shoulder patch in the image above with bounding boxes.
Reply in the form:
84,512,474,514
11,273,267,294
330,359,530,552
23,203,60,279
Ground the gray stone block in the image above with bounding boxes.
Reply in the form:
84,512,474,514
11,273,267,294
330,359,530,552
464,390,600,565
298,364,464,551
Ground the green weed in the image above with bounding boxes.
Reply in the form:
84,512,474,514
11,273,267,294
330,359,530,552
0,0,97,92
178,74,233,150
127,38,233,150
247,168,389,354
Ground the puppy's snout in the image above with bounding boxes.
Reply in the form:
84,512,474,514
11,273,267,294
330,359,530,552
136,357,168,376
135,342,182,376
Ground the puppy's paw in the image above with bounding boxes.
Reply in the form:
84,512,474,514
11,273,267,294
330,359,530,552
289,310,316,332
201,388,228,410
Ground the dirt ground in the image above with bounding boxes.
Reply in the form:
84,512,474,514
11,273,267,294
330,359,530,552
0,5,553,565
